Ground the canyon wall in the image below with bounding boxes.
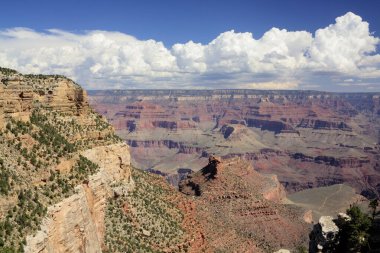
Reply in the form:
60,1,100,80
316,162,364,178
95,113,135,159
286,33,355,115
0,68,130,252
0,71,89,125
24,143,133,253
89,90,380,197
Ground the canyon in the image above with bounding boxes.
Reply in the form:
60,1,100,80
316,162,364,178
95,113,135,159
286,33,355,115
1,67,316,252
89,89,380,198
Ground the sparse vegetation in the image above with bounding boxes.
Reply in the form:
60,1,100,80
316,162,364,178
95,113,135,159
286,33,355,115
30,111,75,154
0,67,18,75
72,155,99,179
104,168,189,253
41,155,99,202
0,97,117,251
0,159,11,195
0,144,100,252
0,189,47,252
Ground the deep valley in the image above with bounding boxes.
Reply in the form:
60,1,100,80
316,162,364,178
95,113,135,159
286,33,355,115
89,89,380,198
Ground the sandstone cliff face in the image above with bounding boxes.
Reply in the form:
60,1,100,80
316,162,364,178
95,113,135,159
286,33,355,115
0,70,89,129
0,75,34,123
0,68,125,252
24,143,133,253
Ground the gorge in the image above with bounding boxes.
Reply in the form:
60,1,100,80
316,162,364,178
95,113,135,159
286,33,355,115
0,67,323,252
89,89,380,198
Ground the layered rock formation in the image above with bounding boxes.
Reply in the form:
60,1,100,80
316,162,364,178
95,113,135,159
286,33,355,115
1,68,213,253
0,67,373,252
179,156,309,252
4,68,301,253
0,69,89,127
24,144,133,253
0,68,126,252
89,89,380,197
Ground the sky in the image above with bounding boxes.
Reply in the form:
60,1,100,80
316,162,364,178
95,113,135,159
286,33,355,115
0,0,379,91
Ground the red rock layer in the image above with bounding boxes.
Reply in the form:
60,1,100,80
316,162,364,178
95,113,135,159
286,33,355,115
179,157,309,252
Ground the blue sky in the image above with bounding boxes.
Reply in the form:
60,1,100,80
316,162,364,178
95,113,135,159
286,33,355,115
0,0,379,91
1,0,379,46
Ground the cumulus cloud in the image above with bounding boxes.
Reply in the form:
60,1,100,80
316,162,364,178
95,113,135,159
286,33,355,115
309,12,380,74
0,12,379,90
241,81,299,90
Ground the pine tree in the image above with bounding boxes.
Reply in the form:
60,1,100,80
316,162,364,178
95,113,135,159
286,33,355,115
336,205,372,252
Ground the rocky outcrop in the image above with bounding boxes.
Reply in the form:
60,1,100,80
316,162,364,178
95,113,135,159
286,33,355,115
127,139,205,154
245,118,298,134
261,174,287,202
0,69,117,150
297,119,352,131
24,143,133,253
0,75,34,122
180,155,286,201
292,153,370,168
0,70,90,128
179,157,308,252
309,216,340,253
220,125,235,139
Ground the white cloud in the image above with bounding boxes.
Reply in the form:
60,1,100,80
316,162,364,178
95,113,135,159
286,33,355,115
171,41,206,73
308,12,380,74
0,12,379,90
241,81,299,89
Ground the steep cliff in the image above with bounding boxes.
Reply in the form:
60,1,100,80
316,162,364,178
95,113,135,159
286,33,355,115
0,67,128,252
0,68,88,126
103,168,208,253
0,68,210,253
24,144,133,253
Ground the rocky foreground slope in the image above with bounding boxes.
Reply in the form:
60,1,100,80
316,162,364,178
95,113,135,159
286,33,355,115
89,89,380,197
179,156,310,252
0,67,132,252
0,68,312,253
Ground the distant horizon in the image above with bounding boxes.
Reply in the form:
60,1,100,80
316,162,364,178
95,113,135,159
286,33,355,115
86,88,380,94
2,65,380,94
